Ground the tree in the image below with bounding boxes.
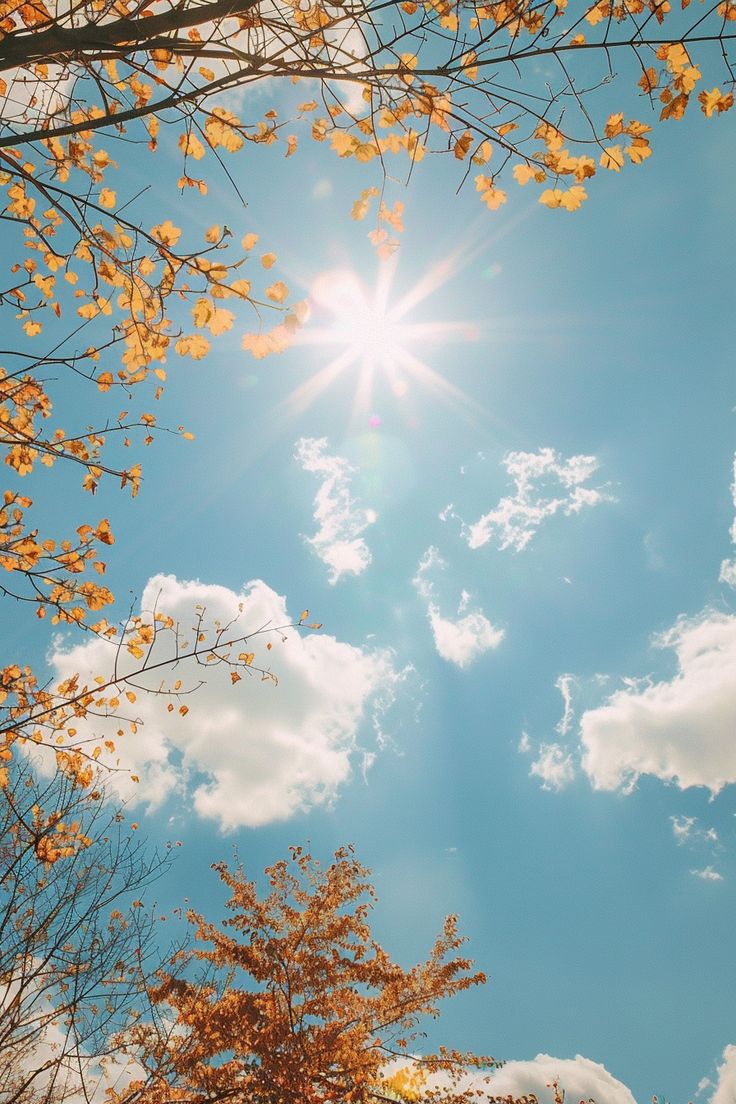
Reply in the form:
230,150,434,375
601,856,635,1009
0,0,732,820
109,846,496,1104
0,756,173,1104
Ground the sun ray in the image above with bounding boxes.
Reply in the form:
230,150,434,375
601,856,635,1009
278,257,487,425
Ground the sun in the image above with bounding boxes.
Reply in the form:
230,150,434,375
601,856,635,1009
283,257,483,425
308,269,408,370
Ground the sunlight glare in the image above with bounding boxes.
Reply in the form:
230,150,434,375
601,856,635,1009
276,253,495,430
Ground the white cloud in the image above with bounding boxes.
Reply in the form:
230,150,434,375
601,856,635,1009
670,815,718,847
691,866,724,882
462,447,610,552
529,742,576,792
719,454,736,586
711,1045,736,1103
580,611,736,794
518,731,532,754
470,1053,637,1104
555,673,577,737
296,437,377,584
46,574,405,831
412,547,504,668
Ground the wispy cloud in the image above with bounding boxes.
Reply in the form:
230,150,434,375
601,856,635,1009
412,547,504,668
529,742,576,791
459,447,610,552
295,437,376,584
690,866,724,882
555,673,577,736
670,815,719,847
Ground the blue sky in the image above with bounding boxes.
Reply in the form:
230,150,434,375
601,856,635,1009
15,82,736,1102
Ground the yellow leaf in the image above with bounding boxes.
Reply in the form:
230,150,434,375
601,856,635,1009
599,145,624,171
266,281,289,303
539,185,588,211
204,107,244,152
604,112,625,138
179,132,206,160
99,188,116,208
205,224,221,243
331,131,356,157
151,219,182,247
192,298,213,328
242,233,259,250
175,334,211,359
286,134,298,157
474,175,507,210
626,138,652,164
208,307,235,335
471,141,492,166
698,87,735,116
513,163,545,186
261,252,277,269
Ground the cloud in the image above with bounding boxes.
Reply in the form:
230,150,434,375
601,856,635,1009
470,1053,637,1104
555,674,577,737
719,453,736,586
296,437,377,584
670,815,718,847
412,547,504,668
461,447,609,552
690,866,724,882
529,743,576,792
46,574,406,830
580,611,736,794
712,1045,736,1103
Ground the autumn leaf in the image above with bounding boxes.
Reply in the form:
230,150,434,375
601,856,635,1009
266,281,289,303
698,87,734,116
599,145,625,171
474,175,507,210
175,334,211,359
539,185,588,211
151,220,182,247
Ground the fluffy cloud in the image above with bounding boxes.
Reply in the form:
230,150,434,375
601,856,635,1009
719,453,736,587
461,447,609,552
465,1053,636,1104
47,574,405,830
295,437,376,584
412,547,504,668
529,743,576,791
580,611,736,794
712,1045,736,1103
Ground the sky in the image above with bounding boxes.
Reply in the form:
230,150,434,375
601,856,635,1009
8,67,736,1104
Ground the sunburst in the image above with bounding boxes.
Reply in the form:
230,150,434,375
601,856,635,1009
281,254,484,426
